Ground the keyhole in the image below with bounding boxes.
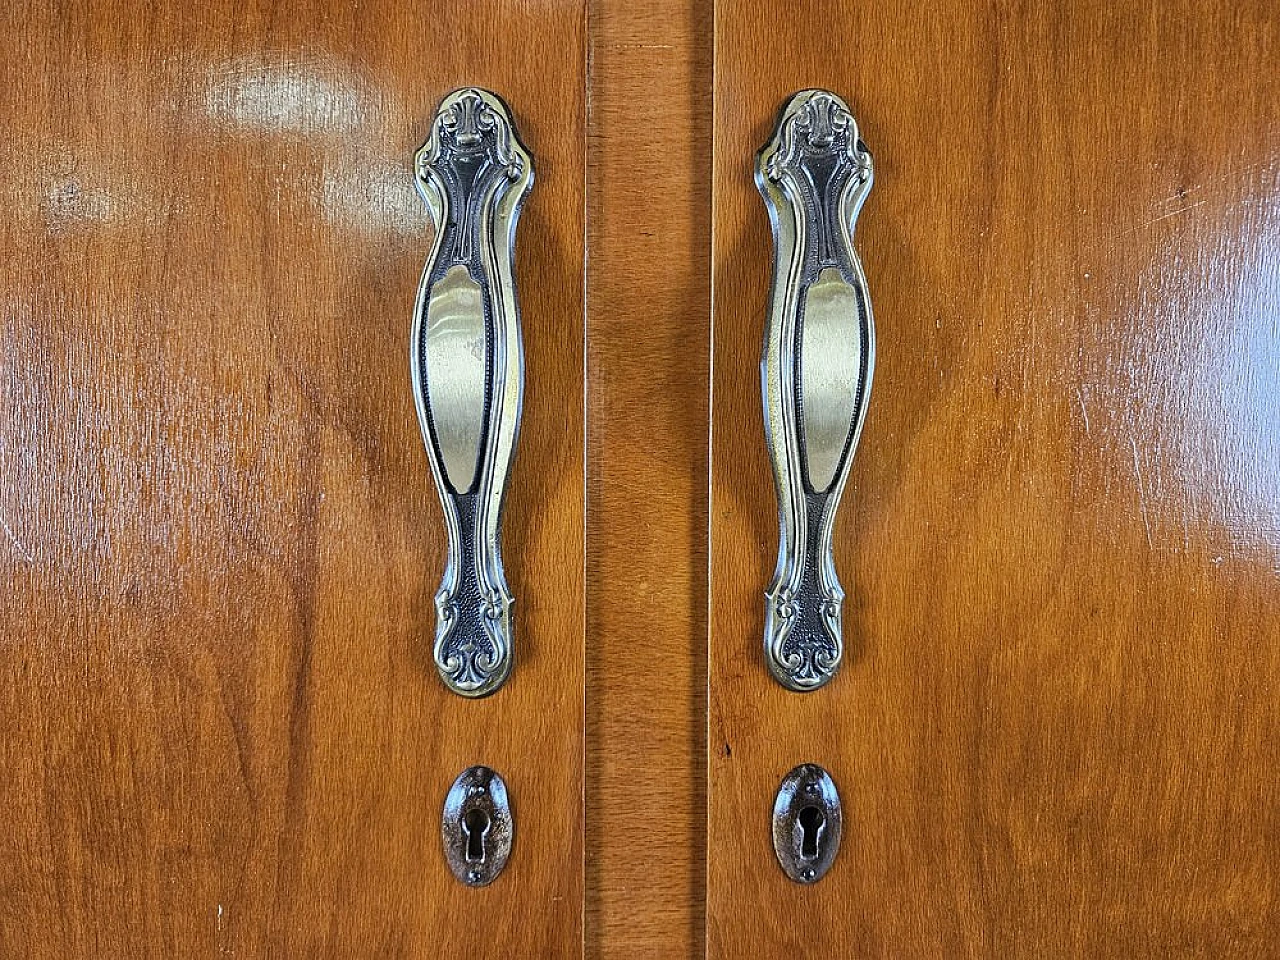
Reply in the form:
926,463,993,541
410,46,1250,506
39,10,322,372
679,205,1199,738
463,808,491,863
798,805,825,861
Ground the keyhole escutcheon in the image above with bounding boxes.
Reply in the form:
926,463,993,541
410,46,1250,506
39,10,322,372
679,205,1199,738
773,763,842,884
443,765,513,887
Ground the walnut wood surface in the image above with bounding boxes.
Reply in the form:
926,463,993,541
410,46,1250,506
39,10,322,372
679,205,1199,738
585,1,712,956
709,1,1280,956
0,1,585,955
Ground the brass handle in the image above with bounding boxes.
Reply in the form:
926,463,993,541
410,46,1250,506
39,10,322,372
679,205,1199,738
411,88,532,697
757,90,874,692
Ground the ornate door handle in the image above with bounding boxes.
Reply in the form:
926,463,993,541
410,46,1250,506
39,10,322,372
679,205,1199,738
757,90,874,692
411,88,532,697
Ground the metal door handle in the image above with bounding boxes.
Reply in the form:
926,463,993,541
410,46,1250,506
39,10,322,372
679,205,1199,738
757,90,874,692
411,88,532,697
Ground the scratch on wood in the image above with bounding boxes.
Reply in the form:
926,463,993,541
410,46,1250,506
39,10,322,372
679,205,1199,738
0,516,33,563
1130,436,1154,549
1135,199,1207,231
1076,385,1091,435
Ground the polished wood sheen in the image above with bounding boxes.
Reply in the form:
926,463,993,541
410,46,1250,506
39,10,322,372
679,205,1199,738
709,1,1280,956
586,0,712,955
0,1,585,955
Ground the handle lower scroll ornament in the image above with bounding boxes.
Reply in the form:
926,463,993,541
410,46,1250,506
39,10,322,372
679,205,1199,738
412,88,532,698
757,90,874,692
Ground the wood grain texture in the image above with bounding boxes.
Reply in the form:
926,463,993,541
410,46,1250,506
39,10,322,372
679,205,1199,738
0,1,585,955
585,0,711,955
709,1,1280,956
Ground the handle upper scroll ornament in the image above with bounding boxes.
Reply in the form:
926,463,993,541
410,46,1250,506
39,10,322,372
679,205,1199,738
411,89,533,697
757,90,874,692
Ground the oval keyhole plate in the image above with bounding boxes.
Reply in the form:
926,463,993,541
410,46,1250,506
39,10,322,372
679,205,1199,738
773,763,842,884
443,765,513,887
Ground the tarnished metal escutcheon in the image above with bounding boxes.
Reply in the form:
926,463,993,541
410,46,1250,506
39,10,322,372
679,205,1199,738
757,89,875,692
772,763,843,884
442,765,514,887
411,88,533,698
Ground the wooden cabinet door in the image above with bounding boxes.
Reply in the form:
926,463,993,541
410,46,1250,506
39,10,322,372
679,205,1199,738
4,1,1277,956
0,2,584,955
709,0,1280,956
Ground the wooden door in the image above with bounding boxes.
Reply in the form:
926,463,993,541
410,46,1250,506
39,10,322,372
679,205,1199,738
709,0,1280,956
0,2,585,955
